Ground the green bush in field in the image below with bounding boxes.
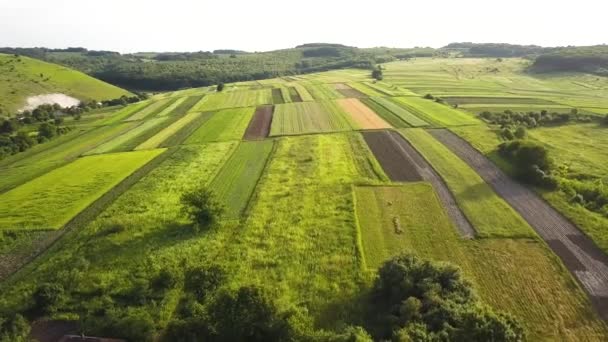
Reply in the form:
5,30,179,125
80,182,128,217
32,283,66,315
0,314,30,342
181,187,224,230
498,139,557,189
373,254,524,342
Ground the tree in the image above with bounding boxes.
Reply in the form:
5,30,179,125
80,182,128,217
0,120,15,134
181,187,224,230
38,123,57,140
185,265,226,301
0,314,30,342
217,83,225,92
371,67,383,81
372,254,524,341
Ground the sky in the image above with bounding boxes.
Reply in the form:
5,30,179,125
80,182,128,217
1,0,606,53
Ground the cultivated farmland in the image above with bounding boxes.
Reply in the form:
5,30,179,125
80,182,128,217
270,101,355,136
2,55,608,341
0,150,163,230
185,107,255,143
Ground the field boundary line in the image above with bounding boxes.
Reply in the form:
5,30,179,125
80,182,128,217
238,140,277,220
0,148,176,286
350,185,368,271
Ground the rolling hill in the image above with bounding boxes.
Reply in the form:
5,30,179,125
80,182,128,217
0,53,132,114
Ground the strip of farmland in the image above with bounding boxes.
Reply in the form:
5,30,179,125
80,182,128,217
186,107,255,143
371,97,429,127
430,129,608,319
393,97,480,126
209,140,274,218
0,150,164,230
271,89,284,104
155,96,187,116
85,117,170,155
333,83,367,98
288,87,303,102
401,128,535,238
125,98,172,121
362,130,474,237
361,130,423,182
243,105,274,140
269,101,354,136
135,112,203,150
337,98,391,129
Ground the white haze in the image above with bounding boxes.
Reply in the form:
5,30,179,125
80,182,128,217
0,0,606,53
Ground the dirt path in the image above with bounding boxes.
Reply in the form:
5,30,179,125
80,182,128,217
243,105,274,140
431,129,608,318
362,130,475,238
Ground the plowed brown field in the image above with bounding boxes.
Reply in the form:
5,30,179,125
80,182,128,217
337,98,391,129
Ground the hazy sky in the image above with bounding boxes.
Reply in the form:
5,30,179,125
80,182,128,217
1,0,606,53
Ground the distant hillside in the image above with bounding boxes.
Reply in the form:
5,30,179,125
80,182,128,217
443,42,546,57
0,53,132,114
0,46,435,91
531,45,608,75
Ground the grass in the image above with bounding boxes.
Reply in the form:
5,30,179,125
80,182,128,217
99,101,153,125
169,95,205,116
191,89,272,112
209,141,274,218
270,101,355,136
222,133,385,324
359,98,410,128
346,82,384,97
0,150,163,230
0,53,131,113
370,97,429,127
185,107,255,143
400,128,535,238
362,81,418,96
354,183,608,340
135,112,203,150
292,84,315,101
393,97,481,126
84,117,170,155
280,87,293,103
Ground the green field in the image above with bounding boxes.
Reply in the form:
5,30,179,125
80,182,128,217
400,128,535,238
393,96,481,126
354,184,608,340
370,97,429,127
135,112,203,150
209,141,274,218
191,89,272,112
85,117,170,155
270,101,355,136
185,107,255,143
0,150,163,230
0,53,131,113
1,56,608,340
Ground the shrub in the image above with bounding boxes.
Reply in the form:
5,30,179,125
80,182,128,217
498,140,555,188
0,314,30,342
181,187,224,230
500,128,514,140
184,265,226,301
217,83,225,92
423,94,434,100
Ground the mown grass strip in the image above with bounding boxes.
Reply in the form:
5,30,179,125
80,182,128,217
209,140,274,218
98,101,153,125
172,95,204,115
359,98,410,128
160,112,214,147
399,128,535,238
0,150,164,230
135,112,202,150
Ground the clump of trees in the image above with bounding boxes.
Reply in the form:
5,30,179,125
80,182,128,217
372,254,524,341
216,82,225,92
498,140,557,189
0,314,30,342
480,109,596,130
181,187,225,231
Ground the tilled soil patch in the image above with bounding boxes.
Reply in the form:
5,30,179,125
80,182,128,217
431,128,608,318
244,105,274,140
362,130,423,182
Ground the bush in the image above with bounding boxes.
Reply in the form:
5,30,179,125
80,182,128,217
514,126,527,139
498,140,555,188
0,314,30,342
372,254,524,341
217,83,225,92
184,265,226,301
181,187,224,230
32,283,66,315
423,94,434,100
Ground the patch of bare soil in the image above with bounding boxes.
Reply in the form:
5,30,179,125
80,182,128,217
362,130,423,182
431,128,608,319
244,105,274,140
